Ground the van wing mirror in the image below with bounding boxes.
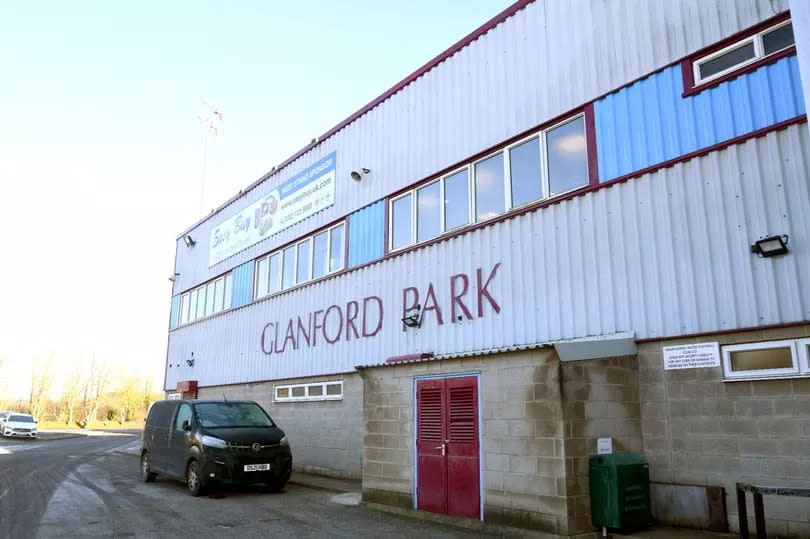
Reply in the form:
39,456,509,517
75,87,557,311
182,420,191,431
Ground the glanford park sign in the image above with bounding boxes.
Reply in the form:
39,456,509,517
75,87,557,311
209,152,337,267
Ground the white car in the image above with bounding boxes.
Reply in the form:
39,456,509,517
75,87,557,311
2,413,38,438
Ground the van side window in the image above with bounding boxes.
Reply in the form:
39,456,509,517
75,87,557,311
174,404,192,430
146,402,178,428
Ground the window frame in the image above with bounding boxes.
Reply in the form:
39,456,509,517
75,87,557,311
683,13,795,96
176,270,234,327
274,380,344,402
388,111,588,251
721,339,805,381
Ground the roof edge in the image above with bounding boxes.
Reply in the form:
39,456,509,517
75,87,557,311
176,0,534,240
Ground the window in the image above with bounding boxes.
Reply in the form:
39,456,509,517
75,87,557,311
388,113,589,250
417,181,440,242
282,245,296,289
443,168,470,231
693,18,795,86
474,153,505,222
174,403,192,431
509,136,542,207
391,193,412,250
177,271,233,327
274,380,344,402
546,116,589,196
722,338,810,381
296,239,311,284
255,223,344,299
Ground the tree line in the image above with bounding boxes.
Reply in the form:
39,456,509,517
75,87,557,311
1,357,162,427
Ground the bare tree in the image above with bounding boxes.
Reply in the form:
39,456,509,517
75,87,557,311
80,359,109,428
59,374,83,426
29,355,54,421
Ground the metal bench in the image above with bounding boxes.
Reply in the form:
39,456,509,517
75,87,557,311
736,482,810,538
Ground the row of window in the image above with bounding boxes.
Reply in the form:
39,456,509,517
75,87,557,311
389,114,589,250
255,222,345,300
723,338,810,381
274,381,343,401
694,18,794,85
178,273,233,326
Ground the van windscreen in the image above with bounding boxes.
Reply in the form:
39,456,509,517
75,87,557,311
195,403,274,428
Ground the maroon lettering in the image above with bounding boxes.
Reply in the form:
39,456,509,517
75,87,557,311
362,296,383,337
450,273,473,321
402,286,419,332
323,304,343,344
281,319,297,352
476,263,502,317
260,323,274,355
420,282,443,327
312,310,324,346
297,314,311,347
273,320,280,352
346,300,360,341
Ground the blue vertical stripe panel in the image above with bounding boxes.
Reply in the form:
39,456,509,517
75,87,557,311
231,260,254,308
348,200,385,268
169,294,180,330
595,55,805,182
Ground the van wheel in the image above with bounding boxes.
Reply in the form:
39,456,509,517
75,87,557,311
186,460,206,496
264,479,287,493
140,452,157,482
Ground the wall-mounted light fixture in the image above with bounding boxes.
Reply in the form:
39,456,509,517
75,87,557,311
350,168,371,182
183,234,196,247
186,353,195,367
168,273,180,282
751,235,789,258
401,304,421,328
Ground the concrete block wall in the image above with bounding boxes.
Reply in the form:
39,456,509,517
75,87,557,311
638,325,810,537
559,356,642,534
198,372,363,479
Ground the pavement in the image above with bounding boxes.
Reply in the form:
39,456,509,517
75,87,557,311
0,432,736,538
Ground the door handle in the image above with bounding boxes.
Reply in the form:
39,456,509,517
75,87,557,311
435,443,446,456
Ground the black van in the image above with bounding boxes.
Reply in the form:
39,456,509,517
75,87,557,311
140,399,292,496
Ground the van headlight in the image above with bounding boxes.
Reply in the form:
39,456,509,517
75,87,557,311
200,435,227,449
279,436,289,447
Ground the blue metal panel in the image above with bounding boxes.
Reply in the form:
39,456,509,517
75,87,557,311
169,295,180,330
595,55,805,182
348,200,385,268
231,260,254,308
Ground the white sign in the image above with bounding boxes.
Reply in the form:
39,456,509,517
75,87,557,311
209,152,337,267
597,437,613,455
167,393,181,400
663,342,720,370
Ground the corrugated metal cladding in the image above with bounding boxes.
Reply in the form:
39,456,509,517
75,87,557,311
231,260,254,308
595,55,805,181
171,0,788,294
169,295,180,330
166,125,810,389
348,200,385,268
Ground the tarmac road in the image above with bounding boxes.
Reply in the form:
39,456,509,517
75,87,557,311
0,432,482,538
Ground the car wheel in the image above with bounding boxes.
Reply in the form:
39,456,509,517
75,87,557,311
186,460,206,496
140,452,157,482
264,478,287,493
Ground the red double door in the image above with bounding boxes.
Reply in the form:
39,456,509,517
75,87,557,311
416,375,480,519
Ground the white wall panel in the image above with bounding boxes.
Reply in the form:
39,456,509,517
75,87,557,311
166,124,810,389
172,0,789,293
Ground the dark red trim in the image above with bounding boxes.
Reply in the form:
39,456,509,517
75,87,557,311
168,113,807,335
343,216,350,269
583,102,599,186
680,58,694,95
636,320,810,344
683,46,796,97
386,353,435,364
175,264,242,298
177,0,533,240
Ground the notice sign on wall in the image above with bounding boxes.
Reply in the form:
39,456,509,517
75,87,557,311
663,342,720,370
209,152,337,267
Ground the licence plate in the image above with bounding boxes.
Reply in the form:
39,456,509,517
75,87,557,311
244,464,271,472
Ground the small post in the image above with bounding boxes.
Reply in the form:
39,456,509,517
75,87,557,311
752,491,766,539
736,486,749,539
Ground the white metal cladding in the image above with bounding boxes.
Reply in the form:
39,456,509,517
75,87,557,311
165,125,810,389
172,0,789,294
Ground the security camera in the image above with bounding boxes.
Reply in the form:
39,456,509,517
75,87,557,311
350,168,371,182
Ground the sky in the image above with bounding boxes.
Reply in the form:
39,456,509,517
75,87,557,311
0,0,514,398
